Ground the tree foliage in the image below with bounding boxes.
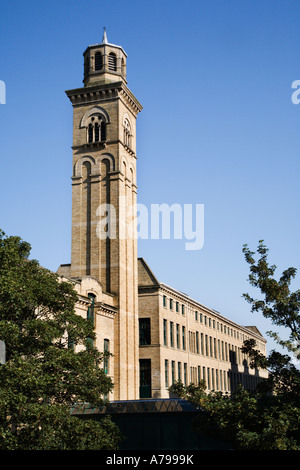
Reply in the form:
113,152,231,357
170,241,300,450
242,240,300,358
170,382,300,450
0,230,121,450
242,240,300,395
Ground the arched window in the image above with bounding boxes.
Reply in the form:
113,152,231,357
108,52,117,71
123,118,131,148
95,51,103,71
101,120,106,141
88,123,93,143
86,115,106,143
87,293,96,325
94,122,100,142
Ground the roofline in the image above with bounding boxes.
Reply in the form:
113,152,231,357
83,42,127,58
138,261,266,342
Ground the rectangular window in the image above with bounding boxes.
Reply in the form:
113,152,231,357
170,321,174,347
195,311,198,321
178,362,181,382
184,363,187,386
165,359,169,388
198,365,201,384
139,318,151,345
207,367,211,389
140,359,151,398
196,331,199,354
87,293,96,326
205,334,208,356
176,324,180,349
176,301,179,313
201,333,204,355
163,319,167,346
163,295,167,307
172,361,175,384
170,298,173,310
104,339,109,374
182,326,186,350
182,304,185,315
68,335,74,350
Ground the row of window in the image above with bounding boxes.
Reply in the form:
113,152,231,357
84,114,132,149
163,294,248,341
163,319,186,350
140,318,253,367
165,360,260,392
85,51,118,76
163,319,252,366
163,295,185,315
87,116,106,143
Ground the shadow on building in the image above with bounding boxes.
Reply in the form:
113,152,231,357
228,350,261,393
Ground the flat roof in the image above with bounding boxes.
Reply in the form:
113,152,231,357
70,399,199,415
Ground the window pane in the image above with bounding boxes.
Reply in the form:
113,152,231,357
108,53,117,71
95,52,103,70
139,318,151,345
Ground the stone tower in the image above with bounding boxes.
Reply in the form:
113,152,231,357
65,29,143,400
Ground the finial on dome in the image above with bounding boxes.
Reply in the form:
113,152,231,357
102,27,108,44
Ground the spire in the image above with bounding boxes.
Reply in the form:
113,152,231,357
102,27,108,44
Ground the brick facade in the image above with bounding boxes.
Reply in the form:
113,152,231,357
57,32,267,401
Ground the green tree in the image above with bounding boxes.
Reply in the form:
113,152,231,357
169,241,300,450
0,230,121,450
170,382,300,450
242,240,300,395
242,240,300,360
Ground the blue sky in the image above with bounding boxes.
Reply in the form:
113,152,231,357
0,0,299,359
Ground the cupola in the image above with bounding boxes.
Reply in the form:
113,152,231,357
83,28,127,86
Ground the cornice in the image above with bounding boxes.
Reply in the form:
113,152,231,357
96,302,118,319
139,282,267,342
65,82,143,116
71,139,137,158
